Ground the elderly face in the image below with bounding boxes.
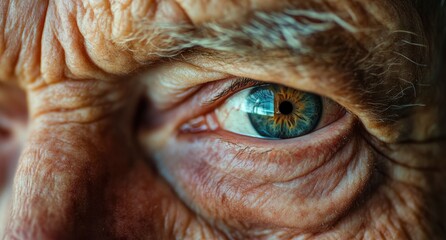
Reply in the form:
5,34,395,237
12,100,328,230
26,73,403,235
0,0,445,239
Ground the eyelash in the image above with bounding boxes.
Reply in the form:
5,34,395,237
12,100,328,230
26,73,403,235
206,78,266,105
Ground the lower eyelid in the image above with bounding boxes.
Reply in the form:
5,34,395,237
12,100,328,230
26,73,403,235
140,71,377,232
177,112,357,180
155,112,374,230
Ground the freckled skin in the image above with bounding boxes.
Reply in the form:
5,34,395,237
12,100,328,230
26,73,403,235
0,0,445,239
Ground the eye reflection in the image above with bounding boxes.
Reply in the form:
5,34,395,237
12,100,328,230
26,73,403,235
216,84,322,139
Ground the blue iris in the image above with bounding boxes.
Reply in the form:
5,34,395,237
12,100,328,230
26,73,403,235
246,84,322,139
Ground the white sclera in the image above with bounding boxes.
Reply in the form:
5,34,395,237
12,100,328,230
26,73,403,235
215,87,271,139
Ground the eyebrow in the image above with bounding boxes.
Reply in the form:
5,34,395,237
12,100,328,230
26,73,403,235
125,8,358,57
134,4,433,125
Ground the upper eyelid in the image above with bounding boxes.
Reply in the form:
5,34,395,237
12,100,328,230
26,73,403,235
143,60,348,112
204,78,338,108
140,61,231,109
144,58,407,140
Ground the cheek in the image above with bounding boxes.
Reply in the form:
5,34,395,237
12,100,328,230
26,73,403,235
153,131,376,232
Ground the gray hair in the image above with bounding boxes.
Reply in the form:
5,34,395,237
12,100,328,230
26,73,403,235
118,1,446,124
117,1,445,58
119,9,358,58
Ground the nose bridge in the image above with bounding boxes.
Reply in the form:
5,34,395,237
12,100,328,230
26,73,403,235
5,126,102,239
3,81,136,239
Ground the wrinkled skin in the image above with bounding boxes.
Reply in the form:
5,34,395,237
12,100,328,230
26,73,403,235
0,0,446,239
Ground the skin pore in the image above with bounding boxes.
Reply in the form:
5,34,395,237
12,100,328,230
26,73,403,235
1,0,446,239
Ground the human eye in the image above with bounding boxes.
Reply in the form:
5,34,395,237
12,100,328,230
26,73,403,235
180,79,345,141
141,74,370,232
215,81,346,139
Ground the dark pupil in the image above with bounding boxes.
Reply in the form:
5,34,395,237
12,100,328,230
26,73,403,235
279,101,294,115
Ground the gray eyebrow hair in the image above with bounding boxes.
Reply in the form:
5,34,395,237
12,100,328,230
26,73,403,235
119,7,418,110
120,3,446,126
117,1,446,72
119,9,358,57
